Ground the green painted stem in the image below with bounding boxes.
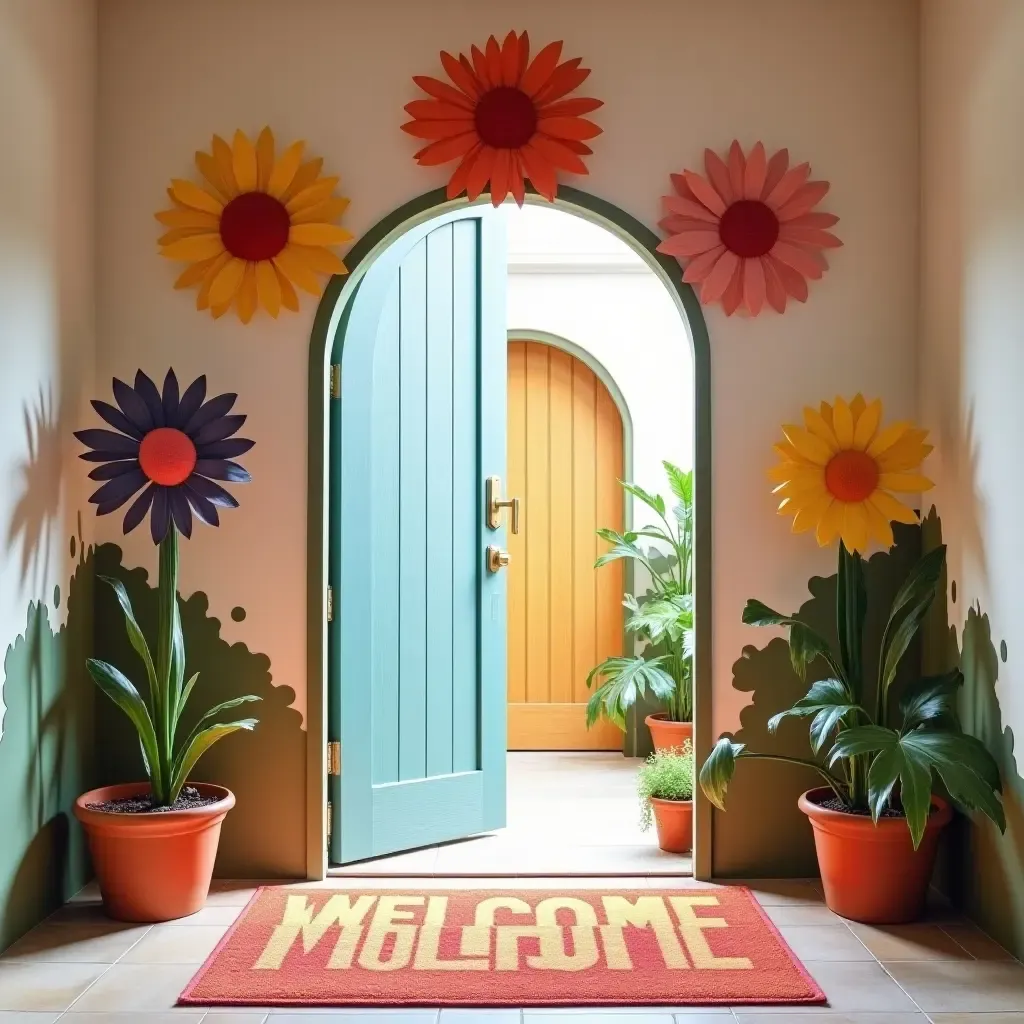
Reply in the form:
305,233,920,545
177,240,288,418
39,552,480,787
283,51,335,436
154,525,179,805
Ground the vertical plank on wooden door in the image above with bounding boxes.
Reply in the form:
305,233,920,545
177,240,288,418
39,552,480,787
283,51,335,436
425,225,454,777
524,343,550,704
571,360,598,705
547,347,574,704
451,219,480,773
398,243,428,782
371,282,401,784
506,342,527,706
595,383,624,683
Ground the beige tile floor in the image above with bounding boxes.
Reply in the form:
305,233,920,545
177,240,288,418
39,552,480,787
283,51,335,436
330,752,693,877
0,876,1022,1021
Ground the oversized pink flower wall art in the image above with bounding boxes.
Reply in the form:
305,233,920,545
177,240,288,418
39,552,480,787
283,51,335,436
657,141,842,316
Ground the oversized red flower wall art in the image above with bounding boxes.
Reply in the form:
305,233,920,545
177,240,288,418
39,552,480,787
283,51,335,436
657,142,842,316
402,31,603,206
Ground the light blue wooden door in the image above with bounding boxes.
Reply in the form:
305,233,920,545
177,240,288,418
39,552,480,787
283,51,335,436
329,208,507,864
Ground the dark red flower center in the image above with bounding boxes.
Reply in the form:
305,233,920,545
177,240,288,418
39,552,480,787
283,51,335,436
825,450,880,503
475,86,537,149
139,427,197,487
718,200,780,258
219,191,290,261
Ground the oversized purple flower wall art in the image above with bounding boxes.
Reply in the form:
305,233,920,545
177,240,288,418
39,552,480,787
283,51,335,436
75,370,253,543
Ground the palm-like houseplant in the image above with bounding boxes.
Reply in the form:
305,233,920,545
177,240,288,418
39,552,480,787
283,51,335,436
700,395,1004,924
72,369,260,922
586,461,694,747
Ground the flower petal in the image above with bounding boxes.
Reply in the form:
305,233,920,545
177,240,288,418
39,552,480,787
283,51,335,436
852,398,883,450
864,497,895,549
289,196,350,226
683,171,726,216
529,134,587,174
267,140,305,199
520,40,562,98
743,141,767,199
288,223,353,247
870,490,920,524
185,392,237,435
195,458,251,483
255,259,282,318
500,29,520,86
187,473,240,509
274,247,324,296
113,377,153,432
777,180,831,221
661,195,720,224
208,257,247,309
211,135,238,198
867,421,910,458
815,498,843,546
770,241,824,280
281,158,324,204
90,468,147,510
703,148,734,205
803,405,840,450
761,148,789,200
727,140,745,198
285,176,342,215
763,255,788,313
782,425,833,465
832,397,855,447
765,162,810,210
171,179,223,215
879,472,934,493
743,253,766,315
276,265,300,311
533,58,589,105
150,486,171,544
183,483,220,527
175,375,207,428
160,234,225,262
193,413,246,445
156,207,220,230
681,245,726,284
699,250,741,305
413,74,475,110
841,502,870,554
89,459,140,480
197,437,255,459
74,428,138,456
255,126,275,191
91,400,143,439
122,483,156,535
657,229,722,257
414,131,479,166
232,130,258,193
440,50,483,99
778,224,843,248
236,262,258,324
519,142,557,202
768,255,809,302
169,488,193,539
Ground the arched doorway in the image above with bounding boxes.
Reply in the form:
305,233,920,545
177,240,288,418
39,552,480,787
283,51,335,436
305,187,712,878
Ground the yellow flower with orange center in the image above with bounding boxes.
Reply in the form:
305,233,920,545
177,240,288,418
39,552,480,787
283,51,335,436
156,128,352,322
770,395,933,553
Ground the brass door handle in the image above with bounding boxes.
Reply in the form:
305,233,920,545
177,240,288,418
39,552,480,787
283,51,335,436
487,545,510,573
486,475,521,534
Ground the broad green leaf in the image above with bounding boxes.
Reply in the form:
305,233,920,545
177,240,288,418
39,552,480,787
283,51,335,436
768,678,864,753
855,729,931,844
178,672,200,716
595,529,657,572
585,656,675,729
899,670,962,731
879,547,946,698
99,575,157,697
741,601,842,681
188,694,262,737
620,482,666,518
662,461,692,506
169,719,257,802
828,724,897,765
627,595,691,644
699,737,744,810
901,729,1002,793
86,658,161,793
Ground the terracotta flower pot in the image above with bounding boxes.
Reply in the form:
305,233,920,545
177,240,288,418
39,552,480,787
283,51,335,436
645,713,693,752
74,782,234,923
798,787,952,924
651,797,693,853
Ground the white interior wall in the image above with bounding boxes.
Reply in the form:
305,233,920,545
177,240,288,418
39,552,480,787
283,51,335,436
505,204,693,536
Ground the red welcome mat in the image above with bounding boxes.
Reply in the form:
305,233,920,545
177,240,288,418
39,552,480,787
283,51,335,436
179,886,825,1007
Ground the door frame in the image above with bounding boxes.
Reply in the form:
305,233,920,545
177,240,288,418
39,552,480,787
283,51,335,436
505,328,635,754
306,187,713,880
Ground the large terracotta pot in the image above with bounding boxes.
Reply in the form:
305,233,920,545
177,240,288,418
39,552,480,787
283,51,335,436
651,797,693,853
798,787,952,924
645,713,693,752
74,782,234,923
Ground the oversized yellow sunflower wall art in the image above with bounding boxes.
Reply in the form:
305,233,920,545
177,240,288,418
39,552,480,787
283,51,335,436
770,395,933,553
156,128,352,322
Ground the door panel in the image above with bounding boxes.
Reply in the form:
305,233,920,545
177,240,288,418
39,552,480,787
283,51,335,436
506,340,625,751
330,209,506,864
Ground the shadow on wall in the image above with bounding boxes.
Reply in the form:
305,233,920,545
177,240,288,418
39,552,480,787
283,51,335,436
921,510,1024,959
6,388,67,593
712,522,923,878
92,544,306,879
0,538,93,950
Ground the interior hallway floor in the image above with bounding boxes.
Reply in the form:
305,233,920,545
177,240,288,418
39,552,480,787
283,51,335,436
330,751,693,876
1,877,1023,1020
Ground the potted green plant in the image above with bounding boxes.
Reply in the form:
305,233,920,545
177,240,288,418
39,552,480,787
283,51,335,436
700,395,1004,924
638,741,694,853
586,461,694,750
72,370,260,923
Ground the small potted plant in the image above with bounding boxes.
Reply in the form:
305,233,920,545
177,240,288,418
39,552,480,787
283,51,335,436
586,461,694,750
638,741,694,853
700,395,1005,924
72,370,260,923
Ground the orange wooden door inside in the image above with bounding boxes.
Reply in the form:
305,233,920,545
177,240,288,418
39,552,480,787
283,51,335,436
506,339,625,751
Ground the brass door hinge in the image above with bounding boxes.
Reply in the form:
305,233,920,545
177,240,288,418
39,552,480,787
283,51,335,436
327,585,334,622
327,740,341,776
330,363,341,400
326,799,332,848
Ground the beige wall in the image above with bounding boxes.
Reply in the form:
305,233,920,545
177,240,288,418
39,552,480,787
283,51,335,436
0,0,96,727
919,0,1024,955
95,0,920,870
